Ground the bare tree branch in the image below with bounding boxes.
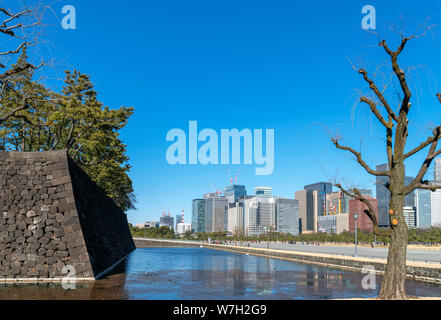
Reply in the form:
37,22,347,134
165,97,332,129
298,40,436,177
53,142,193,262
331,137,391,176
360,96,390,127
357,68,399,122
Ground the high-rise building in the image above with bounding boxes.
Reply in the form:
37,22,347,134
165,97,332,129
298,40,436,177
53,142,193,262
243,197,276,236
304,182,332,218
227,202,244,234
376,164,415,227
415,188,431,227
415,181,441,227
204,193,228,233
159,215,174,230
175,214,184,230
176,223,192,234
403,207,416,227
275,198,299,235
192,199,206,233
295,190,307,233
223,185,247,204
254,186,272,198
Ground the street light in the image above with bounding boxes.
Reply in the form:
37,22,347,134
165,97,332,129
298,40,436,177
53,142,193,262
354,213,358,257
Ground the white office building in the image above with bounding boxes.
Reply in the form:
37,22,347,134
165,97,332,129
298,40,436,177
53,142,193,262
177,223,192,234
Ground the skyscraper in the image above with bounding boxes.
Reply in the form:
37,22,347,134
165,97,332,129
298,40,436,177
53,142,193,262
192,199,206,233
295,190,307,233
242,197,276,236
203,193,228,233
304,182,332,217
175,214,184,230
254,186,272,198
276,198,299,235
415,188,431,227
223,185,247,204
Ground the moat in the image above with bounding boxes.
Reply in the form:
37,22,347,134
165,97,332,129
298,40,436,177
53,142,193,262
0,247,440,300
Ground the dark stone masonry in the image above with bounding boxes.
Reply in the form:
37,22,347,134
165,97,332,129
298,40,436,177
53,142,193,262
0,150,135,280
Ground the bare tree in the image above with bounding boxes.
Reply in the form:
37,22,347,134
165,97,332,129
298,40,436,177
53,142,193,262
332,34,441,299
0,3,42,124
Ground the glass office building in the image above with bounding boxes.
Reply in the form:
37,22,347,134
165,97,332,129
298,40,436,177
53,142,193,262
192,199,206,233
223,185,247,204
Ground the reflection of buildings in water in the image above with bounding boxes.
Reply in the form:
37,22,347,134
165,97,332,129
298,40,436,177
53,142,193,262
189,252,249,297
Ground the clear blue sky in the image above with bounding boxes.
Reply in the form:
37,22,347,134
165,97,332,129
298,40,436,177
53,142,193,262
32,0,441,224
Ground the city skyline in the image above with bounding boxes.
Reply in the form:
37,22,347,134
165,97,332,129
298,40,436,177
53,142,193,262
31,1,441,225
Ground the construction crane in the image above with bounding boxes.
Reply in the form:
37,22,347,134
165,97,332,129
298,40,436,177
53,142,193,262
234,168,240,184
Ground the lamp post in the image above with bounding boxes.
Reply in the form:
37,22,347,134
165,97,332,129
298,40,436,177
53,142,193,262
354,213,358,257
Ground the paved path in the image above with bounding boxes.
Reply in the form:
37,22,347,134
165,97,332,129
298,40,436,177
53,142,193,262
241,242,441,264
133,238,441,264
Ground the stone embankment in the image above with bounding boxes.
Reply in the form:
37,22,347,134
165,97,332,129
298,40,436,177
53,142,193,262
0,151,135,282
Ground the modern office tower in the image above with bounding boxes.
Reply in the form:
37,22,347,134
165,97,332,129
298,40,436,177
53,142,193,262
175,214,184,230
295,190,307,233
243,197,276,236
434,158,441,181
376,164,415,227
254,186,272,198
348,197,378,233
203,193,228,233
227,202,244,234
159,215,174,230
176,223,192,234
275,198,299,235
223,185,247,204
308,190,319,233
415,188,431,227
304,182,332,218
403,207,416,227
192,199,206,233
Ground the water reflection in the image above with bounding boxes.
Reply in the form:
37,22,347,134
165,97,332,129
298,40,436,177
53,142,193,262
0,247,439,300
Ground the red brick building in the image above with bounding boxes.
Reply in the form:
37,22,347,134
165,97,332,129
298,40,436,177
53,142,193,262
348,198,378,233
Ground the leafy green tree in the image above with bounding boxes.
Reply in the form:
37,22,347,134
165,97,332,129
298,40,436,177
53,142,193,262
0,50,135,211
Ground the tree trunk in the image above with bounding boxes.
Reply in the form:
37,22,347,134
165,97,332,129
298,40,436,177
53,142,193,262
379,192,408,299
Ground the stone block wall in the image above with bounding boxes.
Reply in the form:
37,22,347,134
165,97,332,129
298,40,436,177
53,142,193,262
0,150,135,280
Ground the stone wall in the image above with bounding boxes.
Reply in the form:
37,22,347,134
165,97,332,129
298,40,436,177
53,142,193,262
0,150,135,280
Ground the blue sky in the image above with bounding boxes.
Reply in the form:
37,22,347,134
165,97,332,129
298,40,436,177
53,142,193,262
29,0,441,224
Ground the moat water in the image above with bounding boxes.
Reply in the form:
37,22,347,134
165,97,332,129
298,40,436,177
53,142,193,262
0,247,440,299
